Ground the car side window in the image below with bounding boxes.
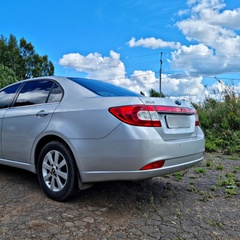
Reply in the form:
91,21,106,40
14,80,54,107
0,83,21,109
47,83,63,103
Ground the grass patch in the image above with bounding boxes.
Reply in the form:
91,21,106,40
216,164,224,171
194,168,206,174
208,219,223,228
224,155,240,161
172,170,188,181
211,185,217,191
205,159,213,168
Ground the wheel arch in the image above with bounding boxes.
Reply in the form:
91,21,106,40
33,134,93,190
34,135,75,171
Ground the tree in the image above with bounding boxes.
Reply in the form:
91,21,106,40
0,64,18,88
0,34,22,77
0,34,54,80
149,89,165,98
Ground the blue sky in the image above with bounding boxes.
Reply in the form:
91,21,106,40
1,0,240,101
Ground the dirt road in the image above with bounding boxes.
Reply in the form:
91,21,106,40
0,153,240,239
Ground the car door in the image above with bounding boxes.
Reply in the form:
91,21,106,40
2,79,63,163
0,82,22,158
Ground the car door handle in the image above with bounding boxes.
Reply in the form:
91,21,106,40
36,110,49,117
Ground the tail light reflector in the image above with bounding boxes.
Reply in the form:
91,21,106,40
195,113,199,126
140,160,165,170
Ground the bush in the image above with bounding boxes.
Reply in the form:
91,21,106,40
195,87,240,154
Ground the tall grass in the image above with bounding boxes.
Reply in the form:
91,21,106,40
194,86,240,154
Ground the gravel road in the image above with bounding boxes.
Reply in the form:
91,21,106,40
0,153,240,240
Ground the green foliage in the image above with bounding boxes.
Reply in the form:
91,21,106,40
149,88,165,98
0,34,54,80
216,164,224,171
195,86,240,154
0,64,17,88
194,168,206,174
205,158,213,168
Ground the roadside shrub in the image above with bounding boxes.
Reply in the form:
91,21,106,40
195,86,240,154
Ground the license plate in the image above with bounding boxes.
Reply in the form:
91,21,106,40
165,115,191,129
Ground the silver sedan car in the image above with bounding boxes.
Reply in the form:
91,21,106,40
0,76,204,201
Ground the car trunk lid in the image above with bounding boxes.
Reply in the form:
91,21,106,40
138,97,198,140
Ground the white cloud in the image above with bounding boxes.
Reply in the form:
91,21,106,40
111,69,206,97
173,0,240,75
127,37,181,49
59,50,126,81
186,0,226,14
200,8,240,29
176,19,236,44
58,0,240,101
171,44,220,75
162,74,205,96
127,0,240,83
59,51,156,95
106,70,157,95
59,50,205,97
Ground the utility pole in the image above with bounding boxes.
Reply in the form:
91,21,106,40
159,52,162,97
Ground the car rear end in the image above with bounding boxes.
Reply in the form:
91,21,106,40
76,96,204,183
136,97,204,177
53,77,204,183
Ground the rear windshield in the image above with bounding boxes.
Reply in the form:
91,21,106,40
68,77,140,97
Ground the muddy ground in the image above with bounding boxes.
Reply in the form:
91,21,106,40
0,153,240,240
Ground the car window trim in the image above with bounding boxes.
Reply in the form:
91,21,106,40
46,82,64,103
10,79,64,108
6,82,24,108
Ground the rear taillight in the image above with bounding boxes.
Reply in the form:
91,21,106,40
140,160,165,170
109,105,199,127
109,105,161,127
195,113,199,126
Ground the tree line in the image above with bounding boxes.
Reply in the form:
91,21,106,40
0,34,54,88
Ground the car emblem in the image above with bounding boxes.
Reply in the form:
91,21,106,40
175,100,181,106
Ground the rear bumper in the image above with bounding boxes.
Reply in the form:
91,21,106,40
69,124,205,183
80,153,203,182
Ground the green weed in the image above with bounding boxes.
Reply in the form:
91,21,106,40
194,168,206,174
216,164,224,171
208,219,223,228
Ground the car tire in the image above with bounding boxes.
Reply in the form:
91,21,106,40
37,141,77,201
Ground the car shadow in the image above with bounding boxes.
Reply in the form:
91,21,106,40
71,177,188,213
0,165,188,213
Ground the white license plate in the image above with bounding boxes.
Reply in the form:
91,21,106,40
165,115,191,129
